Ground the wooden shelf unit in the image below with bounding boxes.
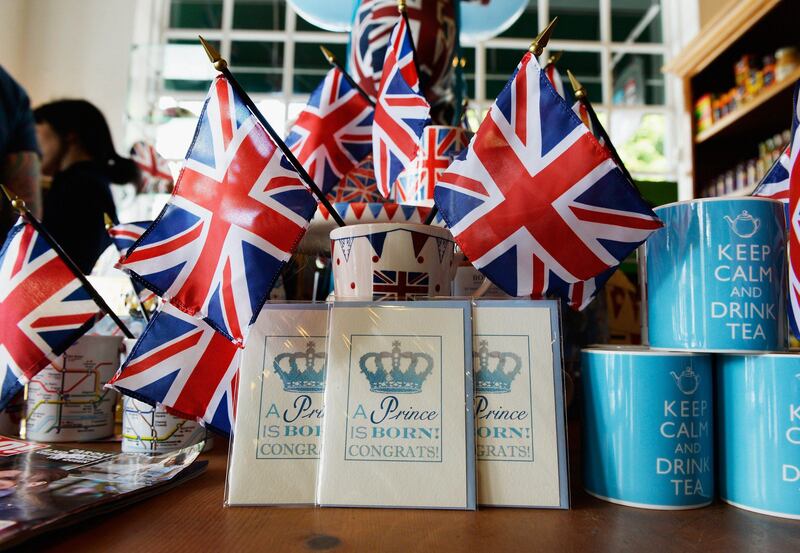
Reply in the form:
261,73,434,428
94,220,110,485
664,0,800,197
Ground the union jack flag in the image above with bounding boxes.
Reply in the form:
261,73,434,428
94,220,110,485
119,76,317,346
396,126,468,203
0,218,100,409
107,221,157,307
753,145,791,202
786,82,800,336
348,0,456,104
434,52,662,304
109,303,240,435
372,270,429,300
130,141,174,194
544,62,566,100
286,67,374,195
373,16,431,198
327,155,384,204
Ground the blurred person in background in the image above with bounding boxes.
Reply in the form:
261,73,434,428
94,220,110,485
34,99,139,274
0,66,41,241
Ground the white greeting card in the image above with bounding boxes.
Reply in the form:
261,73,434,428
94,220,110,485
226,304,329,506
317,301,475,509
473,300,569,508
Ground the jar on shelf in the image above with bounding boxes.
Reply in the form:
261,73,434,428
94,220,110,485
775,47,799,81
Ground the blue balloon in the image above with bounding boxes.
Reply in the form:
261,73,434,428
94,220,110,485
289,0,527,41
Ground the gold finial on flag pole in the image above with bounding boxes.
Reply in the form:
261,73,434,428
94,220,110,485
529,17,558,57
199,35,227,71
547,51,563,66
103,213,114,231
1,184,24,213
567,69,587,100
319,45,336,65
397,0,407,14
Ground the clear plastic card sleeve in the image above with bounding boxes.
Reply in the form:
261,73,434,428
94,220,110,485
225,301,330,507
315,299,476,510
472,299,570,509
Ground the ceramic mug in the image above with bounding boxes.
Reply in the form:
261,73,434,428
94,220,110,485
646,197,787,352
717,353,800,519
25,335,123,442
119,339,211,453
581,346,714,509
330,223,456,300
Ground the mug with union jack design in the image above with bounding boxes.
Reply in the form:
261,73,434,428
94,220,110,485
330,223,456,301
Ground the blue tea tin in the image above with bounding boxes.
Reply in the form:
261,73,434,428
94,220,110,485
581,347,714,509
717,353,800,519
646,197,787,352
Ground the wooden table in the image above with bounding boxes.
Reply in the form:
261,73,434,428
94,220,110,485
23,440,800,552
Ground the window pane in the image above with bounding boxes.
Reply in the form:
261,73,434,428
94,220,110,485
163,39,217,92
559,50,602,104
612,0,662,44
232,0,286,30
612,53,665,105
231,41,284,94
550,2,600,41
460,47,476,100
498,1,538,38
293,43,346,94
169,0,222,29
485,47,521,99
613,112,668,176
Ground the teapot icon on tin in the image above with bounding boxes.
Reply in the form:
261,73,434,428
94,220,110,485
724,210,760,238
671,367,700,395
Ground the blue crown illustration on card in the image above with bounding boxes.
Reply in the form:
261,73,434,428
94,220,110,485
273,341,326,393
359,340,434,394
473,340,522,394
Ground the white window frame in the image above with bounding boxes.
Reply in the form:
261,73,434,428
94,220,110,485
133,0,687,183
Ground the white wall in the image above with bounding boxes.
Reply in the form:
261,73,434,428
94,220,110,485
3,0,138,152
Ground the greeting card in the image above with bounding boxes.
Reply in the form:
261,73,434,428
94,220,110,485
226,304,329,506
473,300,569,508
317,301,475,509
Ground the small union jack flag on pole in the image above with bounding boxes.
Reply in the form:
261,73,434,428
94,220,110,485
0,218,101,409
130,141,174,194
754,145,791,202
286,66,374,195
119,76,317,346
785,83,800,336
107,220,157,310
434,51,662,306
109,303,240,435
396,126,468,203
372,15,431,198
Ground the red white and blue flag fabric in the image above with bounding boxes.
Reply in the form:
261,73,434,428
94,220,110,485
544,62,566,100
130,141,174,194
119,76,317,346
109,303,240,435
395,125,469,203
0,218,100,409
753,145,791,202
372,16,431,198
434,52,662,306
286,66,374,195
108,221,157,307
785,82,800,336
348,0,456,104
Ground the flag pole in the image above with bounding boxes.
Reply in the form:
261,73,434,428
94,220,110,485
198,36,346,228
567,69,636,185
426,19,559,226
1,185,135,339
104,213,151,323
319,46,376,107
397,0,422,80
